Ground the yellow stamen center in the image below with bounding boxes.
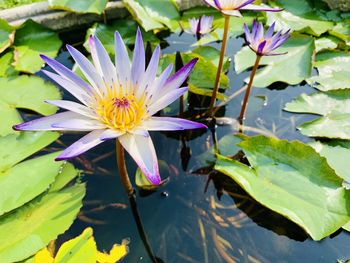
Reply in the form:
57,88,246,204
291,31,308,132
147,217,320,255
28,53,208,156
95,92,147,132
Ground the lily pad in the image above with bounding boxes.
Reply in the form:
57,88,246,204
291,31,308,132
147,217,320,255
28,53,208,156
315,37,339,53
310,141,350,183
234,34,314,87
0,18,15,54
0,75,60,136
13,19,62,73
54,227,96,263
215,135,350,240
330,21,350,46
123,0,180,31
48,0,108,14
84,20,160,55
0,51,18,77
298,112,350,139
284,89,350,115
307,51,350,91
0,184,86,263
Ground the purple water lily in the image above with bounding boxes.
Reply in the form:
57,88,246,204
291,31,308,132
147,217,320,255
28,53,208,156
13,28,207,185
187,15,214,36
203,0,282,17
244,20,291,56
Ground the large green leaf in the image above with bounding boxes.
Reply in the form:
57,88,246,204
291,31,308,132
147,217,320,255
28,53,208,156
284,89,350,115
310,141,350,183
330,21,350,46
123,0,180,31
0,75,60,136
48,0,108,14
234,34,314,87
0,184,85,263
0,132,59,172
0,18,15,54
84,20,160,55
215,135,350,240
307,51,350,91
298,112,350,139
13,19,62,73
266,0,334,36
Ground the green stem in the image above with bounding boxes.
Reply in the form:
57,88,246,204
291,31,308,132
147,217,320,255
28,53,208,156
238,55,261,122
116,140,134,197
208,15,230,117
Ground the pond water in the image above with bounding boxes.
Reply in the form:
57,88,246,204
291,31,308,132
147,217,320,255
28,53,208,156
39,28,350,263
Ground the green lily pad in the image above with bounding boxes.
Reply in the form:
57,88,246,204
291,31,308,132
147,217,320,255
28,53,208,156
0,51,18,77
310,141,350,183
0,75,60,136
307,51,350,91
215,135,350,240
266,0,334,36
299,112,350,139
0,184,85,263
315,37,339,53
123,0,180,31
330,21,350,46
48,0,108,14
84,20,160,55
13,19,62,73
54,227,96,263
284,89,350,115
0,18,15,54
234,34,314,87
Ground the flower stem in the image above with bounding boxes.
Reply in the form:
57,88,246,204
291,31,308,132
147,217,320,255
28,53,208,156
238,55,261,121
116,140,134,197
208,15,230,117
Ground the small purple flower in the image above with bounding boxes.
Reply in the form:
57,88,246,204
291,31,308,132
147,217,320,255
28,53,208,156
243,20,291,56
203,0,282,17
13,28,207,185
187,15,214,36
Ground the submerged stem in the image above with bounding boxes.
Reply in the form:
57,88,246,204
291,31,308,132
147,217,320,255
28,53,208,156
208,15,230,117
116,139,134,197
238,55,262,122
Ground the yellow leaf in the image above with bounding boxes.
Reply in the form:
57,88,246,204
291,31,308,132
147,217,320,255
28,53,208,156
96,239,129,263
34,248,54,263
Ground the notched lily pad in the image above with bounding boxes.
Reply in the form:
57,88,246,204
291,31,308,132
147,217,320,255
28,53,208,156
0,18,15,54
48,0,108,14
215,135,350,240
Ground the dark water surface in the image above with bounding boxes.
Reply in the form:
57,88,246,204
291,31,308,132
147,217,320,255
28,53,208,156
43,30,350,263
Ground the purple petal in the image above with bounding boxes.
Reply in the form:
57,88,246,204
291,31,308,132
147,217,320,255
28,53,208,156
265,22,276,38
148,87,188,116
236,0,255,9
158,58,197,98
199,16,213,34
188,17,199,34
42,70,91,105
240,4,283,12
100,129,124,140
45,100,96,119
203,0,219,9
66,44,104,96
115,31,131,89
148,63,174,104
257,40,267,55
142,117,207,131
131,28,145,85
89,35,117,90
40,55,92,93
119,133,161,185
13,112,104,131
137,45,161,98
56,129,107,160
213,0,222,9
243,23,252,43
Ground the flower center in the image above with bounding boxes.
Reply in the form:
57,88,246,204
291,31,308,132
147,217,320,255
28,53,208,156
95,94,147,132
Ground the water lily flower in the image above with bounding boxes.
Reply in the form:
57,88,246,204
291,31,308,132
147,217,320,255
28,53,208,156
239,20,290,121
13,28,207,185
186,15,214,37
203,0,282,17
243,20,291,56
